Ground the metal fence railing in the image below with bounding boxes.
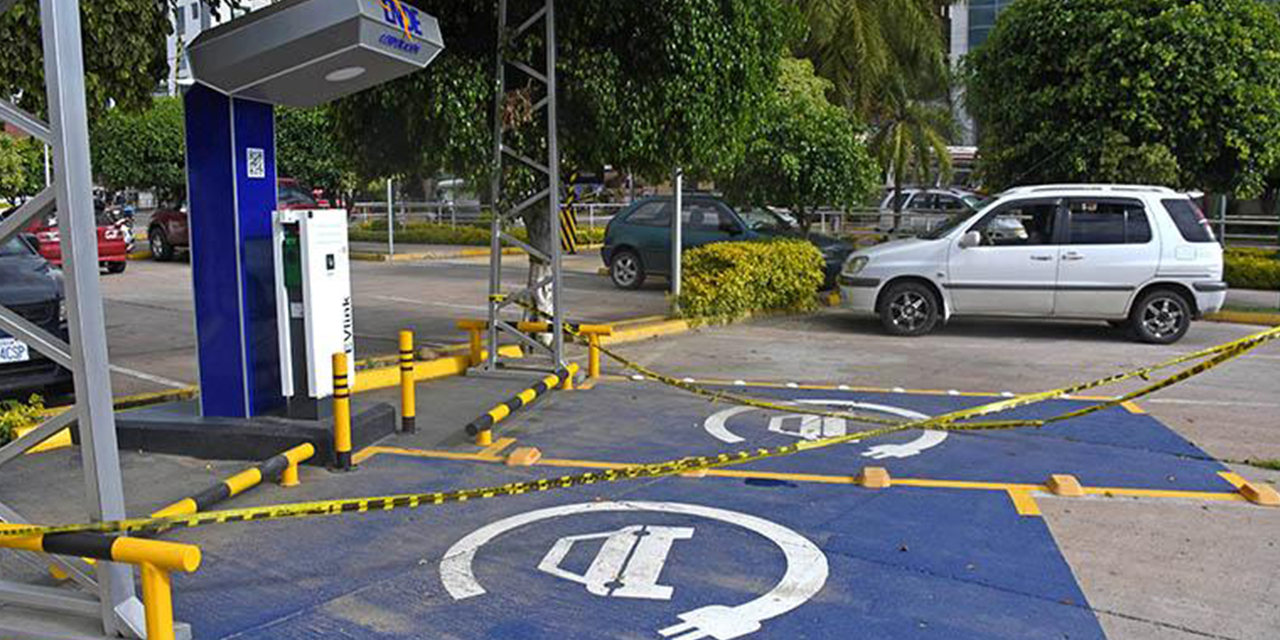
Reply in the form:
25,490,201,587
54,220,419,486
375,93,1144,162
347,201,627,230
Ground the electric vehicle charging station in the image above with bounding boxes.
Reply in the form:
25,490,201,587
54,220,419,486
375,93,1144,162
178,0,441,421
113,0,443,460
274,209,354,419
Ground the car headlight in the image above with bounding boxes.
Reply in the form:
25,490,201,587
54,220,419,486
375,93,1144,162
842,255,868,276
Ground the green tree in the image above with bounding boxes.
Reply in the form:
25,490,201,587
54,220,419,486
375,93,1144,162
275,106,356,199
328,0,790,321
869,74,955,215
90,96,187,205
965,0,1280,195
721,57,879,232
0,135,48,202
793,0,948,116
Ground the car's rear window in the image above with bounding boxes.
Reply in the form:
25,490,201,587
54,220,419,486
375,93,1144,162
1161,199,1216,243
0,237,33,257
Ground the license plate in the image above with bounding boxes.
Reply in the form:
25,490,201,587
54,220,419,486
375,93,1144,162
0,338,30,364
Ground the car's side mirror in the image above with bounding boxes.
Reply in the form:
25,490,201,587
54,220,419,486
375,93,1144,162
959,230,981,249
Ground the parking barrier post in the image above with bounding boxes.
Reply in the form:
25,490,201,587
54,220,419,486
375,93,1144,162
456,319,487,367
399,330,417,433
576,324,613,379
333,352,353,470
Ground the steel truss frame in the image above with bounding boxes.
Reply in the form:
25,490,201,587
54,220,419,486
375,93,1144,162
485,0,567,371
0,0,154,637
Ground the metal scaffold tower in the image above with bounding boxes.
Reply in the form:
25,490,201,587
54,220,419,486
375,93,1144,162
0,0,152,637
485,0,567,371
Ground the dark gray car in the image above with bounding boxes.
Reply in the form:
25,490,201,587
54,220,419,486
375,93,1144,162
0,235,71,398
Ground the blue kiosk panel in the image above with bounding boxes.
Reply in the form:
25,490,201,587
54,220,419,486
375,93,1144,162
184,85,283,418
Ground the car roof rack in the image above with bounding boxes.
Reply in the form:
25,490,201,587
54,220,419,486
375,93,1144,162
1001,184,1179,195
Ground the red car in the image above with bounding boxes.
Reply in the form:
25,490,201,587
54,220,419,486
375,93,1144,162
26,202,130,274
149,178,321,261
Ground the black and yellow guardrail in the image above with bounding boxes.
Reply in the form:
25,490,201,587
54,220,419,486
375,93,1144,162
455,319,612,377
0,325,1276,540
466,363,580,446
151,444,315,519
560,171,580,253
0,526,200,640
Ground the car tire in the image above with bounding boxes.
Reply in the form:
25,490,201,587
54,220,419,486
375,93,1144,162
610,249,646,290
879,281,941,337
150,227,174,262
106,261,126,274
1129,289,1192,344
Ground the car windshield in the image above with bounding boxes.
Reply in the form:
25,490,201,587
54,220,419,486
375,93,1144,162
961,195,985,209
919,212,974,240
738,208,796,233
0,237,33,257
278,182,318,207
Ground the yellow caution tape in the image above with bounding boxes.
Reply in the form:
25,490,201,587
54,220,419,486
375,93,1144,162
2,326,1275,540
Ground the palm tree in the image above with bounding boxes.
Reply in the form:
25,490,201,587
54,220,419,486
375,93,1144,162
794,0,949,116
869,75,956,219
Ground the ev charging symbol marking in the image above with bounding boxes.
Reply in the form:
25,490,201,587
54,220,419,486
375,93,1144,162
441,501,828,640
705,399,948,459
538,525,694,600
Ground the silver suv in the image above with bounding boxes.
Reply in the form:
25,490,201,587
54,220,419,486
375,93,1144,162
841,185,1227,344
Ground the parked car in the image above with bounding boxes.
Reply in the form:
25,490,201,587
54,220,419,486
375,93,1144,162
0,235,71,398
149,178,322,261
601,195,854,290
24,201,129,274
840,185,1226,344
878,187,984,234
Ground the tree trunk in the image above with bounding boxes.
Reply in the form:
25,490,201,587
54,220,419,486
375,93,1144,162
522,208,555,346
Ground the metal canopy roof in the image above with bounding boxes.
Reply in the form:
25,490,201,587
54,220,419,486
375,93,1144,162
188,0,443,108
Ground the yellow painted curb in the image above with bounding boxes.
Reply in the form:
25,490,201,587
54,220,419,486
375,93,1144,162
352,345,524,393
127,250,153,261
1205,310,1280,326
600,319,692,346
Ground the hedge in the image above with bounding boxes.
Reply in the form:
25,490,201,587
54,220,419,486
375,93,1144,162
1224,248,1280,291
349,221,605,246
0,395,44,447
676,239,825,320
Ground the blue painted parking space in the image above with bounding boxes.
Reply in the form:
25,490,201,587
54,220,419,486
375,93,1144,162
163,379,1236,639
173,456,1103,640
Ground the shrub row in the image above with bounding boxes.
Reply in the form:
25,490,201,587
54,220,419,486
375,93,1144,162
0,395,44,447
349,222,604,246
676,239,825,320
1224,248,1280,291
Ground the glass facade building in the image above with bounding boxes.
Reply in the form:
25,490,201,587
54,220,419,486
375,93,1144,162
966,0,1018,49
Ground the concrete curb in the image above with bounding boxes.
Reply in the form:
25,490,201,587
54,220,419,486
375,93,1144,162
1205,310,1280,326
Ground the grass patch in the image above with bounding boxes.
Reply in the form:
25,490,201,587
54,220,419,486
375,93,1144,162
349,221,605,247
1247,459,1280,471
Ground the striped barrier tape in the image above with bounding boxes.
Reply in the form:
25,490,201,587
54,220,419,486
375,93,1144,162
0,325,1275,540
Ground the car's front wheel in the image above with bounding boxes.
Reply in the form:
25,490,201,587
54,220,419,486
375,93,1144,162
609,249,645,290
105,261,126,274
1130,289,1191,344
150,227,174,262
879,281,941,337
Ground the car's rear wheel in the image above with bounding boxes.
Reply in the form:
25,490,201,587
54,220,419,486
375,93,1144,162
879,281,941,337
150,227,174,262
106,261,126,274
610,249,645,289
1129,289,1191,344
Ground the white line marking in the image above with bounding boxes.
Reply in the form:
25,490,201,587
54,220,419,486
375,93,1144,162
372,295,487,311
1147,398,1280,408
108,365,188,389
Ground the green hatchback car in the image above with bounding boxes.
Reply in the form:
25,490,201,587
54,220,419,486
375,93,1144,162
600,195,853,289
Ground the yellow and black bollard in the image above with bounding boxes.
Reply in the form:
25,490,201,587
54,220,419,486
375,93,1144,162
399,330,417,433
332,351,353,470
